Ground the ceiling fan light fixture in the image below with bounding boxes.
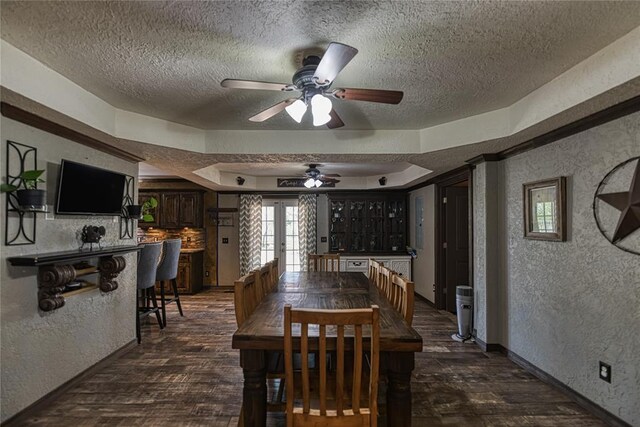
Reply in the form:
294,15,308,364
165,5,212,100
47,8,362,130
314,179,323,188
285,99,307,123
304,178,316,188
311,94,332,126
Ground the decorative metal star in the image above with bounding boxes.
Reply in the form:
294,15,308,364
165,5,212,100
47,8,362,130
597,159,640,243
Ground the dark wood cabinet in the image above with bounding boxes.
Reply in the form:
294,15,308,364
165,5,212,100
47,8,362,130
178,251,203,294
155,251,204,294
161,193,181,228
139,191,203,229
179,193,202,227
328,193,407,253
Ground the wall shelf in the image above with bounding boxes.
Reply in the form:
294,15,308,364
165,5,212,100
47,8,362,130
8,245,141,312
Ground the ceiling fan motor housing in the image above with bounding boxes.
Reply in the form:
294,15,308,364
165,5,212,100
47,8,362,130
293,56,329,96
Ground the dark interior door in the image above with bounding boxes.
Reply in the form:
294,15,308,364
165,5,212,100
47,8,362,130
444,186,469,312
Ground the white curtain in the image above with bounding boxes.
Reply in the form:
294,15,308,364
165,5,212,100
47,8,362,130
298,194,317,271
239,194,262,275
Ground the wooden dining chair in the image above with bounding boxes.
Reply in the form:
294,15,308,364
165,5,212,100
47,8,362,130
233,270,260,327
269,258,280,288
368,259,383,287
256,263,273,301
378,266,394,301
389,274,415,326
308,253,340,272
284,304,380,427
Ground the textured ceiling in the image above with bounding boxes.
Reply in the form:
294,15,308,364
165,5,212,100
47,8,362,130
215,162,412,177
2,1,640,130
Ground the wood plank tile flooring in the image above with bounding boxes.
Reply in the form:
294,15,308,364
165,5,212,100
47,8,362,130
12,289,605,426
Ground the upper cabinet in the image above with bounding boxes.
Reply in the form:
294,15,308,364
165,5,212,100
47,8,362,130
179,192,202,227
328,193,407,253
140,191,203,229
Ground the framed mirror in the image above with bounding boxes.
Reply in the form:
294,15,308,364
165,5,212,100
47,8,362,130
523,177,566,241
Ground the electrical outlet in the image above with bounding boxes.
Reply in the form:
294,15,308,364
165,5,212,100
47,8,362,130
205,271,209,277
222,237,229,244
599,361,611,383
187,237,191,242
45,207,55,221
321,236,327,243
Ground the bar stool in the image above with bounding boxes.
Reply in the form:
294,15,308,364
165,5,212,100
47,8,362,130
155,238,184,327
136,242,163,344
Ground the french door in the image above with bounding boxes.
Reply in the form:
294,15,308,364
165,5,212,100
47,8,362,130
260,200,301,274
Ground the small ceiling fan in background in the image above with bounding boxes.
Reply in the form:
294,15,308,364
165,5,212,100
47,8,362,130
221,42,404,129
291,164,341,188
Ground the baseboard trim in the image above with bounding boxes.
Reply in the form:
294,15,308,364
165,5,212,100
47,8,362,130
414,292,436,308
2,339,137,426
474,336,504,353
505,348,631,427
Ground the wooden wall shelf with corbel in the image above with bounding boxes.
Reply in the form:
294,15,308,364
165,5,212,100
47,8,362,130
8,245,141,312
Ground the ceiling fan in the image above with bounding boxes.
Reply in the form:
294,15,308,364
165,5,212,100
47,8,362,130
289,164,341,188
221,42,404,129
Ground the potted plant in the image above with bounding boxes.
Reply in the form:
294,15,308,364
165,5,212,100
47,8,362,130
126,197,157,221
141,197,158,222
0,169,47,211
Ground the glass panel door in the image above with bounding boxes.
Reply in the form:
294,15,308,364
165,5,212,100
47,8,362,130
260,200,300,274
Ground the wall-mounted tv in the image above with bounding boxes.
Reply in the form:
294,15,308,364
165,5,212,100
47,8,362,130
56,160,126,216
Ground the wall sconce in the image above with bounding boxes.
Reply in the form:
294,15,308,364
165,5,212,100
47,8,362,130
379,177,387,186
236,176,245,186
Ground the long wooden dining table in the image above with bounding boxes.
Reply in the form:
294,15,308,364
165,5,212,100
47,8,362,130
232,271,423,426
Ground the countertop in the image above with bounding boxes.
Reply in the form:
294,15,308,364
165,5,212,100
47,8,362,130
180,248,205,253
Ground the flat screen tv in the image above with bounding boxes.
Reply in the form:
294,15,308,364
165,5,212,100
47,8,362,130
56,160,126,216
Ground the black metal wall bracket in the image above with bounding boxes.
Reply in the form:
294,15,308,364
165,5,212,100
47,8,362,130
4,140,40,246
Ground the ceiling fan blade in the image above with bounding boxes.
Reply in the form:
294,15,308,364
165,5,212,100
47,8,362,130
323,173,342,178
333,88,403,104
313,42,358,85
221,79,293,91
248,98,297,122
326,109,345,129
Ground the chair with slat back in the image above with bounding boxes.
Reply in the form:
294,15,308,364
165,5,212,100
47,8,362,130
308,253,340,272
256,263,273,300
270,258,280,289
368,259,383,287
378,266,395,301
284,304,380,427
389,274,415,326
233,270,260,327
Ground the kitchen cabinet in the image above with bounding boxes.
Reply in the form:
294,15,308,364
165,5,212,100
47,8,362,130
139,191,203,228
156,251,203,294
179,251,204,294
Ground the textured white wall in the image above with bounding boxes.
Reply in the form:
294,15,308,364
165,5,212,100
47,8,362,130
477,112,640,424
0,117,138,422
409,185,436,302
473,162,505,344
216,194,240,286
316,194,329,254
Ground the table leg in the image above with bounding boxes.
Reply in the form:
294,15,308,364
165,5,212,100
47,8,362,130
240,350,267,427
386,352,415,427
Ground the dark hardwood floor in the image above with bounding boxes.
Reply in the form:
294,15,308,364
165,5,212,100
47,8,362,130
12,288,605,426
